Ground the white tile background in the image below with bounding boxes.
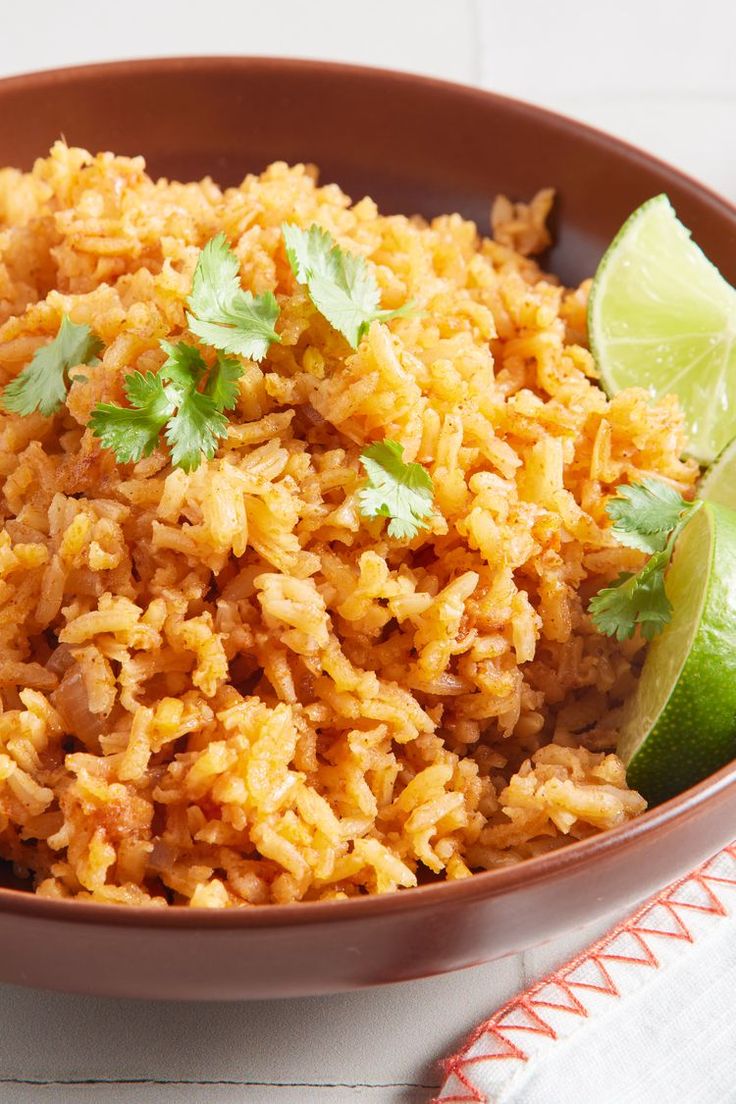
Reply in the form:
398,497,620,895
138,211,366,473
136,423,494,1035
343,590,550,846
0,2,734,1101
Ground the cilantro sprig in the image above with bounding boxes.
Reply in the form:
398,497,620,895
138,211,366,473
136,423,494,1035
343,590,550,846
589,478,701,641
2,315,103,417
186,233,280,358
282,223,412,349
90,235,280,471
357,440,434,540
89,342,240,472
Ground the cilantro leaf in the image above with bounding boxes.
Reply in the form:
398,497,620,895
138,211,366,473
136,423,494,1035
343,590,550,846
89,342,242,471
588,572,639,641
630,552,674,639
165,389,228,473
186,233,280,360
283,223,337,284
282,223,412,349
2,315,103,417
590,478,702,640
159,339,208,388
589,555,672,642
203,353,242,411
88,371,176,464
357,440,434,540
606,478,695,554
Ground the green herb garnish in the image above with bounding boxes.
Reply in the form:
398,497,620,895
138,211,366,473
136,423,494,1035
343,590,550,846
90,234,281,471
357,440,434,540
2,315,103,416
186,233,280,359
89,342,241,472
589,478,701,640
282,223,411,349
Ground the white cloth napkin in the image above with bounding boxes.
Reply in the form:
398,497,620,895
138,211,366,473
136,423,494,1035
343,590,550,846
434,843,736,1104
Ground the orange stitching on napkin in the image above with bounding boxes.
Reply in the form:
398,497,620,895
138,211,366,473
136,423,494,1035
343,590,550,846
565,955,620,996
495,1003,557,1038
671,875,729,915
528,980,589,1017
631,903,695,943
596,929,659,968
433,839,736,1104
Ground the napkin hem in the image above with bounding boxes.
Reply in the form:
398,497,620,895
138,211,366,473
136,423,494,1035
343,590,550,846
434,841,736,1103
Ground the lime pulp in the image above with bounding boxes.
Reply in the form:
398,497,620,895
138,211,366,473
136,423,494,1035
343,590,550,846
698,436,736,509
588,194,736,465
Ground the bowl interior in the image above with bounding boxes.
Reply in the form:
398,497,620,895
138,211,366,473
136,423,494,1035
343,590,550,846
1,57,735,290
0,57,735,908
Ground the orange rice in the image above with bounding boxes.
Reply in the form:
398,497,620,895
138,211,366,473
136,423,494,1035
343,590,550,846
0,143,697,907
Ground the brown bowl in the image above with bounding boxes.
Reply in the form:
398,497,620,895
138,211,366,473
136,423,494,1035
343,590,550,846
1,57,735,1000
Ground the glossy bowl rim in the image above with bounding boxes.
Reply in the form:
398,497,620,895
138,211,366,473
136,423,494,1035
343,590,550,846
1,54,735,930
3,54,735,219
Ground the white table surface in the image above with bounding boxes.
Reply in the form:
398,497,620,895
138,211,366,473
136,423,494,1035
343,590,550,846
1,2,734,1100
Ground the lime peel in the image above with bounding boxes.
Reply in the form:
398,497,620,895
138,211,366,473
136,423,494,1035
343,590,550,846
617,501,736,804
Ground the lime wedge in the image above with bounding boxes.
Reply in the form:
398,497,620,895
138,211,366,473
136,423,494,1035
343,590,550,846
617,500,736,804
589,194,736,464
698,436,736,509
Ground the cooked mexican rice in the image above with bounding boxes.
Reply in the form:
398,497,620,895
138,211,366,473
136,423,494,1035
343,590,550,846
0,144,697,907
